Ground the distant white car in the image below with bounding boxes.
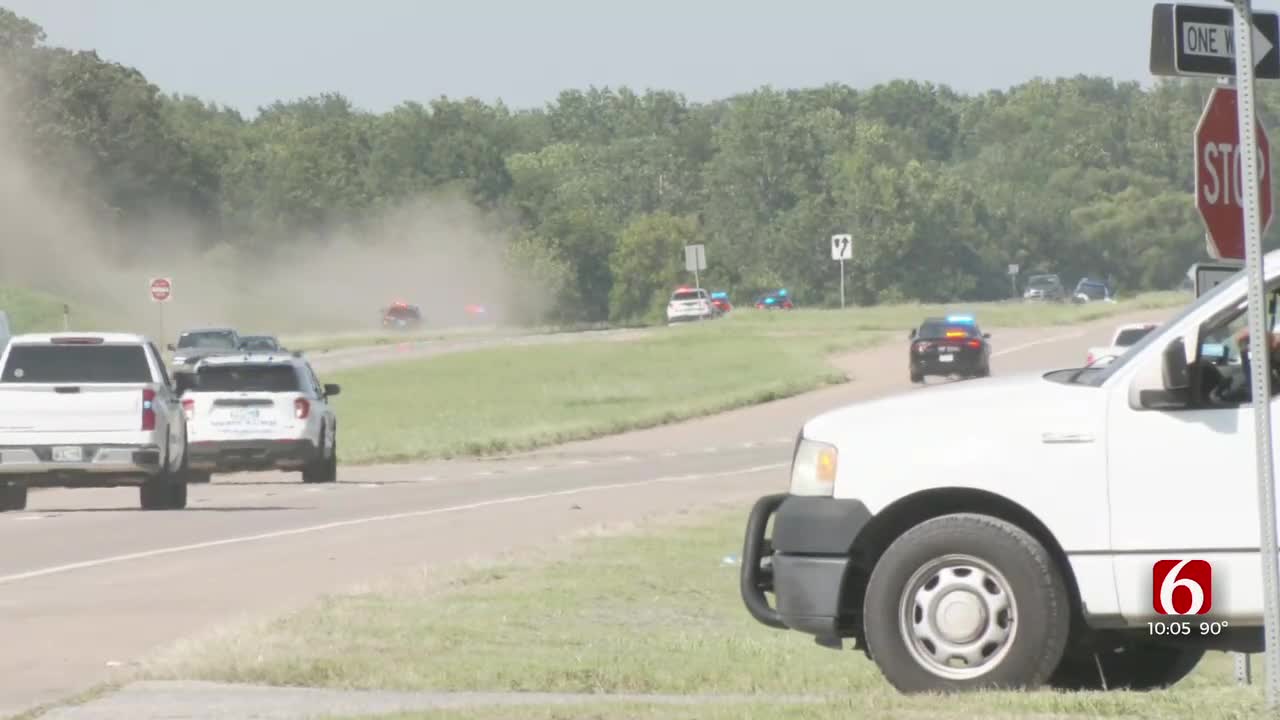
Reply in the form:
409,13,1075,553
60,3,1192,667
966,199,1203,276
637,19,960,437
666,287,717,323
179,353,340,483
1085,322,1158,368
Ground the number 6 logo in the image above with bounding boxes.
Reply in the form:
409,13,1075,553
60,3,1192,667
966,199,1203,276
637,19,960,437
1153,559,1213,615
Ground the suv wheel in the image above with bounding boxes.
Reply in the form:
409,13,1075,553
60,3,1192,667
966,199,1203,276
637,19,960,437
0,483,27,511
862,513,1070,693
302,433,338,484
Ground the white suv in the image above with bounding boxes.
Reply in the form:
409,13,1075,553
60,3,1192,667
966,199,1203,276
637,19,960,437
178,353,340,483
666,287,717,323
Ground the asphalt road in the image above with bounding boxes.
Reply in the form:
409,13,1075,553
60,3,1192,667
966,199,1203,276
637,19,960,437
0,310,1169,717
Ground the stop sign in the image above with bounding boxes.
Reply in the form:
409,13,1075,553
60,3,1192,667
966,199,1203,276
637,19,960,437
149,277,172,303
1195,87,1274,261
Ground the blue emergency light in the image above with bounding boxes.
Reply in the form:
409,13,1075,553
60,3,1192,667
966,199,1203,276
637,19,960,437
765,297,776,304
946,314,975,324
711,291,728,299
778,289,788,296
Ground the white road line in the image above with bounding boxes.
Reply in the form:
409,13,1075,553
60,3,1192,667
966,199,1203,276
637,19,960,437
522,466,542,472
569,460,590,466
0,462,786,586
660,451,677,458
991,330,1088,358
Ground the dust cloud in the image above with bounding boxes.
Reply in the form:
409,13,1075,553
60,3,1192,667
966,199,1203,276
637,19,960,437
0,70,539,343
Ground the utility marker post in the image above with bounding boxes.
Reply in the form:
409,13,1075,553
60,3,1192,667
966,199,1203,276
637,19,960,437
831,234,852,309
1008,264,1020,299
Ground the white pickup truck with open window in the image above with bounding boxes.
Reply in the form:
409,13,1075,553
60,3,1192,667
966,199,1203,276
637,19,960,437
740,254,1280,694
0,333,191,511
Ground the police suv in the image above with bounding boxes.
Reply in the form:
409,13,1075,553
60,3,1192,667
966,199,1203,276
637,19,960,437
178,353,340,483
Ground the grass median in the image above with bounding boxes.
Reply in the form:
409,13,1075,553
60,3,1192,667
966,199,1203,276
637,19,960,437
151,506,1262,720
319,292,1184,464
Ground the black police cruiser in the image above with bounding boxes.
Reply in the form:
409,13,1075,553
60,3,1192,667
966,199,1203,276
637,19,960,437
908,314,991,383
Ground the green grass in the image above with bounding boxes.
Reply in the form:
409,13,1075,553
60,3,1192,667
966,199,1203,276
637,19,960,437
325,326,860,464
0,286,96,333
151,507,1264,720
320,292,1184,464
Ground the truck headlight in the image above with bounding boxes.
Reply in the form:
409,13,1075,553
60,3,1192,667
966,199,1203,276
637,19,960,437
789,437,838,497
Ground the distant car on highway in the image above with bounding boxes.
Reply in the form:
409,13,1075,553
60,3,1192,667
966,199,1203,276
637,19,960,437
710,291,733,314
238,334,284,353
907,314,992,383
178,352,340,484
0,332,192,510
666,287,717,323
1023,273,1066,302
1072,278,1115,304
168,328,242,371
381,302,423,330
1084,322,1158,368
754,289,794,310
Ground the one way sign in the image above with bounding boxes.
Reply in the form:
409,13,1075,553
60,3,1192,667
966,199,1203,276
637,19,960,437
1150,3,1280,80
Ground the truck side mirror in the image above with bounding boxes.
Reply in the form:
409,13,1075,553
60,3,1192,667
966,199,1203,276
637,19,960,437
1138,337,1193,409
324,383,341,397
908,329,916,339
1162,337,1190,391
166,343,176,352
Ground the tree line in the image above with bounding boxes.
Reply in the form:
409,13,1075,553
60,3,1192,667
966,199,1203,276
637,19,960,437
0,7,1266,325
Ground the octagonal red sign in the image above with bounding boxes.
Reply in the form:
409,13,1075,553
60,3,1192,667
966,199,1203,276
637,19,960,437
1195,87,1274,261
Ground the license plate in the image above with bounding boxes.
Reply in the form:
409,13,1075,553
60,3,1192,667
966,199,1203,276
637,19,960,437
52,446,83,462
938,354,954,362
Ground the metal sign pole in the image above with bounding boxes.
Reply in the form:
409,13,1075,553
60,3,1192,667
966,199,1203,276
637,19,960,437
839,257,846,309
1232,0,1280,709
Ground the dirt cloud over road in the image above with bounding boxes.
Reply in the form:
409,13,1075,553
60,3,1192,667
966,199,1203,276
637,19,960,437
0,71,527,340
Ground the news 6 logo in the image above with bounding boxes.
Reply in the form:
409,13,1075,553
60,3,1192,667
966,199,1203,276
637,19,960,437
1152,559,1213,615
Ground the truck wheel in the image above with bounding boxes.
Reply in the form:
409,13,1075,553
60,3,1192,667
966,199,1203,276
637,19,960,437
910,371,923,384
862,513,1071,693
0,483,27,511
1048,643,1204,691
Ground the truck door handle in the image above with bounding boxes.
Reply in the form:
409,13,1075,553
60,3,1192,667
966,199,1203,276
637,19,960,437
1041,432,1094,444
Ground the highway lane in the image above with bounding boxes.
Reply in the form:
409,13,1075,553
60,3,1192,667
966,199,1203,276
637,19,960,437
0,310,1170,716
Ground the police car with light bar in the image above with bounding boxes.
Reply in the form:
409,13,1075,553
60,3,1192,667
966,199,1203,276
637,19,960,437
907,314,991,383
177,352,340,483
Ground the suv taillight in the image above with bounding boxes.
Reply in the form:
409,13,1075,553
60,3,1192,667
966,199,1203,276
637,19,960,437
142,389,157,430
294,397,310,419
967,339,981,349
181,398,194,420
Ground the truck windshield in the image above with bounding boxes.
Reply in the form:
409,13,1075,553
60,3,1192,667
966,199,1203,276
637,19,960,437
195,364,301,392
0,345,152,383
178,332,238,350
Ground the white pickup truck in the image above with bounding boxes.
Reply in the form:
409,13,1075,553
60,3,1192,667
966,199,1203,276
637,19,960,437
0,333,191,511
1084,322,1158,368
740,255,1280,695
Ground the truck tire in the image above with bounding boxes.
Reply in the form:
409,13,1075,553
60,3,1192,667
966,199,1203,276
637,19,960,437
1048,643,1204,691
910,371,924,384
0,483,27,511
862,513,1071,693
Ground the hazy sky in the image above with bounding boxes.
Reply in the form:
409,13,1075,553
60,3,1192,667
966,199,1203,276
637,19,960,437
6,1,1280,115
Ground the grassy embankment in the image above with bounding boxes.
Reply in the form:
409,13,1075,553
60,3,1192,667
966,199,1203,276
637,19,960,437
324,292,1184,464
149,505,1263,720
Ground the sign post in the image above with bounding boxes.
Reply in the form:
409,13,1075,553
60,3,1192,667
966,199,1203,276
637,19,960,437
831,234,852,309
683,244,706,289
149,277,172,347
1229,1,1280,709
1008,263,1020,299
1153,2,1280,698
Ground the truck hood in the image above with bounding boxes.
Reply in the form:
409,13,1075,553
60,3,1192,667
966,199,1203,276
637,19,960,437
802,371,1103,451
